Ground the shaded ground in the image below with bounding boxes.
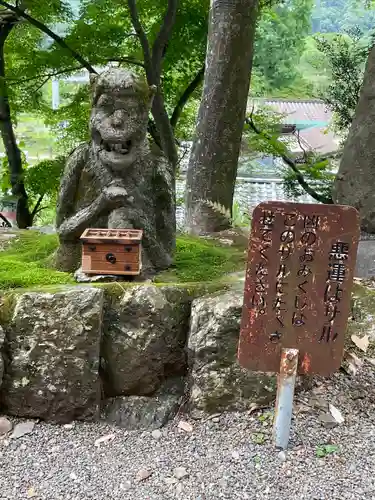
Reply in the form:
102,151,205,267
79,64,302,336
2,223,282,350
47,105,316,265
1,361,375,500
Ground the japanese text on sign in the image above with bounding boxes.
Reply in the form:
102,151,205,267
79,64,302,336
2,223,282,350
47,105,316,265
238,202,360,376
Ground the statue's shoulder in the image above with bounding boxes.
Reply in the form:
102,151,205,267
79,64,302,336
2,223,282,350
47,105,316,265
64,142,90,172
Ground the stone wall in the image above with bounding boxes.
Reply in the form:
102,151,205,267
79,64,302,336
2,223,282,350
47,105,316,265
0,284,276,428
0,282,372,429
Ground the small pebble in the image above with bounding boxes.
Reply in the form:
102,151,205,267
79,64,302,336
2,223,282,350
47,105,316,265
278,451,287,462
164,477,178,485
135,468,153,482
173,467,189,480
151,429,162,440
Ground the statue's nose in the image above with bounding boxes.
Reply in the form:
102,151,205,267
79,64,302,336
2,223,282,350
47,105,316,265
111,111,124,127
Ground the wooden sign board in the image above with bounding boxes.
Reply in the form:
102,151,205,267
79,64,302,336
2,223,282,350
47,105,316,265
238,201,360,376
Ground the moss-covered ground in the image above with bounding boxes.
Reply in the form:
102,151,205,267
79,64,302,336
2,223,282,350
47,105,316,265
0,230,246,290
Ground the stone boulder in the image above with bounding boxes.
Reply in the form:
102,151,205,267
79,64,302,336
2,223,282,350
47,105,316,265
188,290,276,414
349,282,375,342
0,288,103,423
355,240,375,278
103,377,185,430
101,285,191,397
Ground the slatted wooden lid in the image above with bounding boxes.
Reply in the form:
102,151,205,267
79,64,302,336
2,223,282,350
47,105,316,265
80,228,143,244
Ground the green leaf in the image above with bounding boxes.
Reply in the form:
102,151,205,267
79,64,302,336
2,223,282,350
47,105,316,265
316,444,339,457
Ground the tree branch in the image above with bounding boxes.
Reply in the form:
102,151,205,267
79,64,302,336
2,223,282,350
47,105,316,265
7,66,83,86
127,0,154,83
31,194,44,218
245,115,333,204
170,64,205,130
0,0,97,74
151,0,178,81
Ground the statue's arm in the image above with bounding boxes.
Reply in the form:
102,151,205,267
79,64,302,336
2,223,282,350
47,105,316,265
55,144,89,228
58,185,130,240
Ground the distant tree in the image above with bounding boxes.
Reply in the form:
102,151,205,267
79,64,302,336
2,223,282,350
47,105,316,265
253,0,314,91
315,29,371,137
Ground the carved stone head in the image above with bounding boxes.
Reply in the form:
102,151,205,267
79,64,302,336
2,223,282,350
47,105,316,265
90,69,156,171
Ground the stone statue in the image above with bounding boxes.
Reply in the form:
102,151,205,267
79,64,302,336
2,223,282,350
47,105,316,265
54,69,176,275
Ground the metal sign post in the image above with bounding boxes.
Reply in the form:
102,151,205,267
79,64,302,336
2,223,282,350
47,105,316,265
238,201,360,450
273,348,298,450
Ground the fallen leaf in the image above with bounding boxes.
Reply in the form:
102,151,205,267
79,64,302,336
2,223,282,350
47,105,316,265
94,433,115,447
135,468,153,482
342,350,363,376
27,487,37,498
10,421,35,439
173,467,189,480
247,403,261,415
318,412,338,429
329,404,345,424
351,334,370,353
0,417,12,436
178,420,193,433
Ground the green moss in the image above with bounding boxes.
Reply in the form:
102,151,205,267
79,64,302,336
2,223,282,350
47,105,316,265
0,291,18,325
0,231,74,290
0,231,245,291
155,235,246,283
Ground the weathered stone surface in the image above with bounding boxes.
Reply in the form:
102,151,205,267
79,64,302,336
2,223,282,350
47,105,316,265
0,288,103,423
55,68,175,275
101,285,191,396
0,325,4,389
355,240,375,278
188,290,276,414
103,377,184,430
349,283,375,343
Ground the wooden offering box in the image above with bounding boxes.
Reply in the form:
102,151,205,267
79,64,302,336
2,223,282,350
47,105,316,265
80,228,143,276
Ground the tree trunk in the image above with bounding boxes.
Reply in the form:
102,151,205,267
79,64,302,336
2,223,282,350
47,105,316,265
0,22,32,228
333,44,375,232
185,0,259,235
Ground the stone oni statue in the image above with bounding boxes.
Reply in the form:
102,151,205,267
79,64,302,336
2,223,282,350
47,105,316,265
54,69,176,275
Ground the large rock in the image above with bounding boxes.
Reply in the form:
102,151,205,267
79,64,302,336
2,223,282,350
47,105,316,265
355,240,375,278
103,377,184,430
188,291,276,414
349,283,375,342
101,285,191,396
0,288,103,423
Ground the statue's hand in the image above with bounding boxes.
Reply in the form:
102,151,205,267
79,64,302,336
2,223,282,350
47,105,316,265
102,185,128,208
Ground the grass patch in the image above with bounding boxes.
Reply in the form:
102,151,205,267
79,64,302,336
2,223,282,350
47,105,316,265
0,231,246,290
0,231,74,289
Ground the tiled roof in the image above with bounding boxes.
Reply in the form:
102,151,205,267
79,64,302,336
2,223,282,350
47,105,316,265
248,98,340,155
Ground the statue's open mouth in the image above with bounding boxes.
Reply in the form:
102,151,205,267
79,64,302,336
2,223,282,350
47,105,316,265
101,139,132,155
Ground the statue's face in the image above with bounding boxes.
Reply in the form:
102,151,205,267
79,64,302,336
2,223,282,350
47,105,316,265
90,91,149,171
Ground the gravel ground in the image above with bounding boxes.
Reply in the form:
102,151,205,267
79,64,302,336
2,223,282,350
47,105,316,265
1,361,375,500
